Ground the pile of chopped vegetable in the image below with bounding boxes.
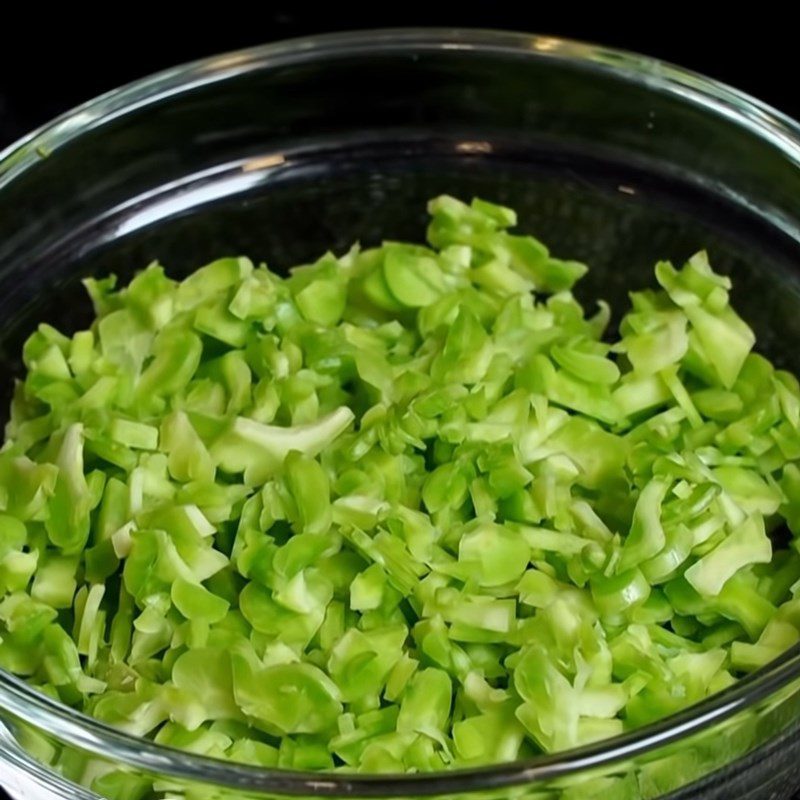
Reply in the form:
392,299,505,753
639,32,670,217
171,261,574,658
2,195,800,776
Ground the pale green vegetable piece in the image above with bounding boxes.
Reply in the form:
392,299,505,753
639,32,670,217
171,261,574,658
618,478,671,572
209,407,354,485
383,245,447,307
31,554,78,609
109,418,159,451
685,515,772,596
45,424,93,554
397,668,452,734
458,522,530,586
295,278,347,326
349,563,387,611
232,657,342,735
686,303,755,389
171,577,229,623
176,257,253,310
284,450,332,535
514,645,579,751
159,410,215,484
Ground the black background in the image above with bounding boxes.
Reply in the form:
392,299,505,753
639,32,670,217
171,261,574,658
0,11,798,149
0,9,798,799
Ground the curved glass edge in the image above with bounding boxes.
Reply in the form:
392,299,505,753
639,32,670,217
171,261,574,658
2,26,800,797
2,645,800,795
3,28,800,188
0,720,99,799
3,662,800,799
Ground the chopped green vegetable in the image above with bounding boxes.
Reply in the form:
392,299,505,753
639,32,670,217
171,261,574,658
2,195,799,783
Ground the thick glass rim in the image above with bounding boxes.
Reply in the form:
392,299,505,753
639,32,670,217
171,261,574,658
3,27,800,796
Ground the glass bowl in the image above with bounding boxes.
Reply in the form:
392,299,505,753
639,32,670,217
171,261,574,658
3,28,800,800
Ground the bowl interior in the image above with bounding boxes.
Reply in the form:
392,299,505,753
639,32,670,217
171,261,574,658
2,132,800,394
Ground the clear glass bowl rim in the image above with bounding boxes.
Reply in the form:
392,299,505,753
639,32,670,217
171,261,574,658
2,26,800,797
